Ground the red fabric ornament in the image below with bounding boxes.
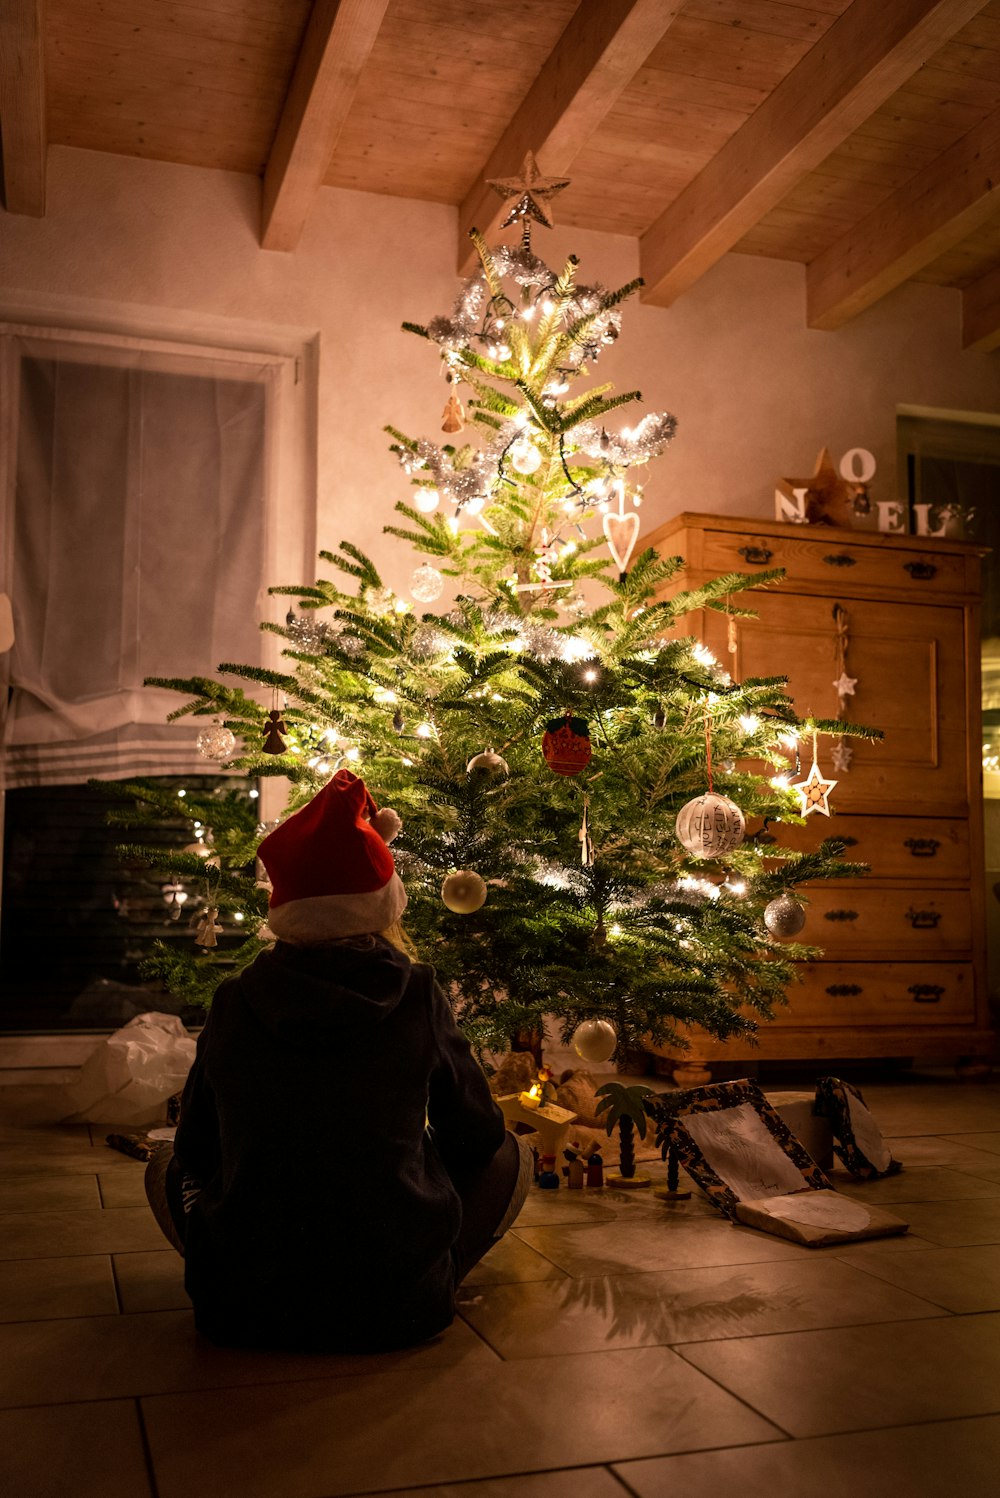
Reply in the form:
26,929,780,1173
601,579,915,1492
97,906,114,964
542,714,592,777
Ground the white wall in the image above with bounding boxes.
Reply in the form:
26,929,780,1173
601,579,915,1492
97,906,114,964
2,145,999,604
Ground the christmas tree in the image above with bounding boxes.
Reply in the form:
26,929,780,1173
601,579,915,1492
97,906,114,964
111,156,875,1062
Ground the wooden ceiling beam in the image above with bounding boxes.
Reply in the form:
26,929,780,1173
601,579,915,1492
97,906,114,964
962,260,1000,353
807,105,1000,330
638,0,987,309
261,0,390,253
0,0,47,217
457,0,682,276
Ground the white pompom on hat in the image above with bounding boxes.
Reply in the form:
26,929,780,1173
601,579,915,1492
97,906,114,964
257,769,407,942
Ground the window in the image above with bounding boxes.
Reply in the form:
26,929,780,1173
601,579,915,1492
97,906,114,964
0,324,311,1030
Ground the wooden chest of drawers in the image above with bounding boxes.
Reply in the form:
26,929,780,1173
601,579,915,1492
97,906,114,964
640,511,992,1080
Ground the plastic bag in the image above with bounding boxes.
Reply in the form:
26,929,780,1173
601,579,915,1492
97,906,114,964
64,1012,196,1125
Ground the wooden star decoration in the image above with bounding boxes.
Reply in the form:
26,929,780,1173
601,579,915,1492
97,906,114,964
779,447,858,528
830,739,854,773
487,151,571,230
793,760,837,817
833,672,857,698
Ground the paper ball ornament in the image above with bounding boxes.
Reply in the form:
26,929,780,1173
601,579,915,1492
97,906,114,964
441,870,487,914
764,893,806,937
675,793,745,858
572,1019,617,1063
410,564,444,603
196,723,236,761
509,438,543,475
466,747,509,778
542,715,592,777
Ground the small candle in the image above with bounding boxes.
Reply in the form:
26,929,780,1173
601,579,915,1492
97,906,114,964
519,1084,542,1109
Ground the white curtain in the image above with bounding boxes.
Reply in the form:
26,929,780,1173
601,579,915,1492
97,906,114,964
3,342,271,786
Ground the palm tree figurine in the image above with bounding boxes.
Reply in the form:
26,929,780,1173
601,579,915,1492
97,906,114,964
595,1082,655,1189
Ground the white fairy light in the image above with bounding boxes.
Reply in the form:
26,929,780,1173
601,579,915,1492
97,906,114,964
414,488,440,513
249,789,259,799
177,789,187,799
771,773,792,791
739,714,760,734
561,635,595,663
373,688,398,705
692,644,717,668
416,722,434,739
464,495,486,515
446,515,460,534
779,730,800,752
233,912,245,922
583,668,598,683
345,747,361,762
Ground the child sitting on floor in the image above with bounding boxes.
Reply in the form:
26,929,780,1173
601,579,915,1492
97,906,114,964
145,768,532,1353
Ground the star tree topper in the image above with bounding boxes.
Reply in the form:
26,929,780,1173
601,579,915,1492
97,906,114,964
486,151,571,230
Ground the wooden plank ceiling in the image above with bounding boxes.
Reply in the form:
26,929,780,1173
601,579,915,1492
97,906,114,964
2,0,1000,348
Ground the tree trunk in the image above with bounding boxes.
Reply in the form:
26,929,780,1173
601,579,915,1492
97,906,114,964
618,1115,635,1178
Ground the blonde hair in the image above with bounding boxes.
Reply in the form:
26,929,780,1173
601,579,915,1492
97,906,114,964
284,920,419,960
379,920,420,961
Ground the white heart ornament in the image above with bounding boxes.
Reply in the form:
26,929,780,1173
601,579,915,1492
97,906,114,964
603,510,640,573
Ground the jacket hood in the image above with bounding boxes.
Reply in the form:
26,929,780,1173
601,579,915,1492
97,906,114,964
235,937,414,1039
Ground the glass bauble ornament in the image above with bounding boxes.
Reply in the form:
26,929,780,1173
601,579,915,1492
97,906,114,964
410,564,444,603
466,747,509,778
764,893,807,937
675,792,745,858
441,870,487,914
509,438,543,475
196,723,237,761
541,714,592,777
572,1019,617,1063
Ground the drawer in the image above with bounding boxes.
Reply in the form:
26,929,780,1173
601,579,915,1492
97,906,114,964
773,962,975,1026
769,815,970,883
696,528,969,598
799,886,971,954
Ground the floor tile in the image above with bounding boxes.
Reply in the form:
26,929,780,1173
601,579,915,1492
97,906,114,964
0,1143,141,1176
0,1206,166,1259
0,1307,498,1408
838,1243,1000,1313
512,1189,651,1227
614,1415,1000,1498
462,1232,567,1287
0,1397,153,1498
940,1131,1000,1156
140,1346,782,1498
515,1213,809,1277
0,1255,118,1322
372,1470,626,1498
678,1311,1000,1437
0,1172,101,1212
889,1197,1000,1246
836,1167,1000,1205
883,1135,1000,1170
457,1258,944,1359
114,1250,190,1312
99,1167,151,1208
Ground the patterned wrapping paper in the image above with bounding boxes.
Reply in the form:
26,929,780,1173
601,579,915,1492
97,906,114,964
814,1075,903,1180
646,1079,832,1220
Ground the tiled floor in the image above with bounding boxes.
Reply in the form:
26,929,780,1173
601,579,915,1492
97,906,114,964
4,1070,1000,1497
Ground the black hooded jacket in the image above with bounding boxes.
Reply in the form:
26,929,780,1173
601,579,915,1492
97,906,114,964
173,937,506,1352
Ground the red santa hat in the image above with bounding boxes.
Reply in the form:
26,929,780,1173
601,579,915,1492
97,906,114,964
257,769,406,942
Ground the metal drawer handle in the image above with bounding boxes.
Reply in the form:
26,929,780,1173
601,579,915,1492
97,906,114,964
906,908,942,929
909,984,944,1004
904,561,937,580
823,553,857,568
904,837,940,858
824,909,859,922
737,545,773,566
826,984,863,996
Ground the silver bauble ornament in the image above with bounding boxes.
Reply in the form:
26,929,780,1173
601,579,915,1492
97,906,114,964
675,792,745,858
509,438,543,475
466,747,509,778
410,564,444,603
196,723,237,761
441,870,487,914
764,893,807,938
571,1019,617,1063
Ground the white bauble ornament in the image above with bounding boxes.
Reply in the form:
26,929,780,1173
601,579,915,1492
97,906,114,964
675,792,745,858
466,746,509,778
410,564,444,603
414,488,440,513
441,870,488,914
764,893,807,937
572,1019,617,1063
509,438,543,475
196,723,236,761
